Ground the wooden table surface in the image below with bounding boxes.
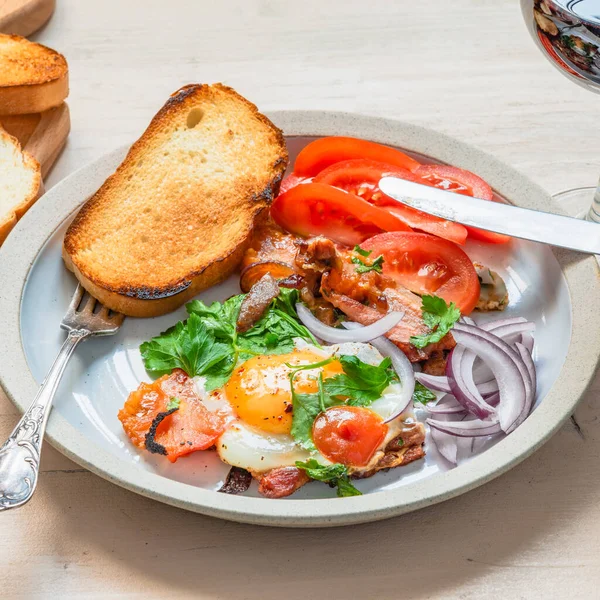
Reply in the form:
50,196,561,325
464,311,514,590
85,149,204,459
3,1,600,598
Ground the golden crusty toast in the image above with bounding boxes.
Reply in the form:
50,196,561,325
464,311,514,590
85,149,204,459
0,34,68,115
63,84,288,317
1,102,71,177
0,125,42,245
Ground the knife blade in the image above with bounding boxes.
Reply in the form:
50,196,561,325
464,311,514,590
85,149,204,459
378,176,600,254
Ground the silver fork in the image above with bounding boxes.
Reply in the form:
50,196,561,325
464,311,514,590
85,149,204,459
0,285,124,511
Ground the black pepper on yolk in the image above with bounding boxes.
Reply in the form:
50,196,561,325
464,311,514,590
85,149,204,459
223,349,343,434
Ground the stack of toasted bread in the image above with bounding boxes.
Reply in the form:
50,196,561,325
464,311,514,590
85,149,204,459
63,84,288,317
0,33,69,245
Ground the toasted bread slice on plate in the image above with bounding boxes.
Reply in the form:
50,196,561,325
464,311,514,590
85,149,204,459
0,34,68,116
63,84,288,317
0,125,42,245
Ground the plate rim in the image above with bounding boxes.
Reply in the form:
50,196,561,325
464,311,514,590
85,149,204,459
1,109,599,527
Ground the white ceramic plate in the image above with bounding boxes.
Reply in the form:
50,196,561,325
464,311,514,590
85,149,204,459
1,111,599,527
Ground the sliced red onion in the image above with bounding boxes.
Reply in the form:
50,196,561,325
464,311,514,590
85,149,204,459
481,320,535,342
431,427,458,464
481,316,527,329
416,372,499,396
484,391,500,406
414,373,452,394
515,342,537,421
367,335,415,422
447,345,496,419
452,324,532,433
425,395,467,415
427,417,502,437
521,333,535,353
461,316,476,326
342,321,415,423
296,303,403,343
429,413,460,463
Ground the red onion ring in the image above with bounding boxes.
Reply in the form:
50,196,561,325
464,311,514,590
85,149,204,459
452,324,532,433
425,395,467,415
521,333,535,354
481,320,535,343
415,372,499,396
447,345,497,419
414,373,452,393
515,342,537,422
296,303,404,343
427,417,503,437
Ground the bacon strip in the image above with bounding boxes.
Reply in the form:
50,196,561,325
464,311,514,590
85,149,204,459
257,467,311,498
236,273,280,333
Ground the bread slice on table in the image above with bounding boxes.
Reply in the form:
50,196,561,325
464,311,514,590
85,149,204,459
63,84,288,317
0,126,42,245
1,102,71,177
0,34,68,116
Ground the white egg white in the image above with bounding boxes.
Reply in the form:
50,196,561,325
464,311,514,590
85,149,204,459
217,421,314,473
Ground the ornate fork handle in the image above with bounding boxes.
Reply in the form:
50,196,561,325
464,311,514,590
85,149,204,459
0,329,91,510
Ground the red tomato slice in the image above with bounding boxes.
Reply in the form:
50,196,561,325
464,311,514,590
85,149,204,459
314,159,468,245
416,165,510,244
360,232,480,314
118,369,226,463
270,182,412,247
294,136,421,177
279,173,310,195
312,406,388,467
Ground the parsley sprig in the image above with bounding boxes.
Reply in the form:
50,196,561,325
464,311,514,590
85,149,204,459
410,294,460,349
295,459,361,497
140,288,316,390
351,245,384,274
412,382,436,405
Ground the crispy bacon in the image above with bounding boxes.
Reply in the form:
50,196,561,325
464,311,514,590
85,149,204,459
236,273,280,333
257,467,311,498
319,249,455,361
353,422,426,479
240,217,455,361
242,217,298,271
295,236,340,275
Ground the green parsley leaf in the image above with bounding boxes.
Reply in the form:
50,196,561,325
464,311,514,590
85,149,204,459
410,294,461,349
351,254,384,274
335,476,363,497
290,391,320,451
288,358,337,450
412,381,436,405
295,459,347,481
295,459,362,497
166,397,181,410
272,287,300,317
186,295,243,342
324,355,396,406
140,313,232,378
353,245,372,257
183,289,318,390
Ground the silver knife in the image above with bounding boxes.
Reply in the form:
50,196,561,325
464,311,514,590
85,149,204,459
379,176,600,254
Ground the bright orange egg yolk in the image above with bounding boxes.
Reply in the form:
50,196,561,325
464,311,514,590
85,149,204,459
223,349,343,434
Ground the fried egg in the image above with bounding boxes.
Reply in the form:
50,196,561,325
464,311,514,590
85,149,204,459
194,340,412,474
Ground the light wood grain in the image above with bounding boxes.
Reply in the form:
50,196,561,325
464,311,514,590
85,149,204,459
1,103,70,177
0,0,54,37
2,0,600,598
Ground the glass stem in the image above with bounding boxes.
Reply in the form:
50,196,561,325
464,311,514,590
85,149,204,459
586,178,600,223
